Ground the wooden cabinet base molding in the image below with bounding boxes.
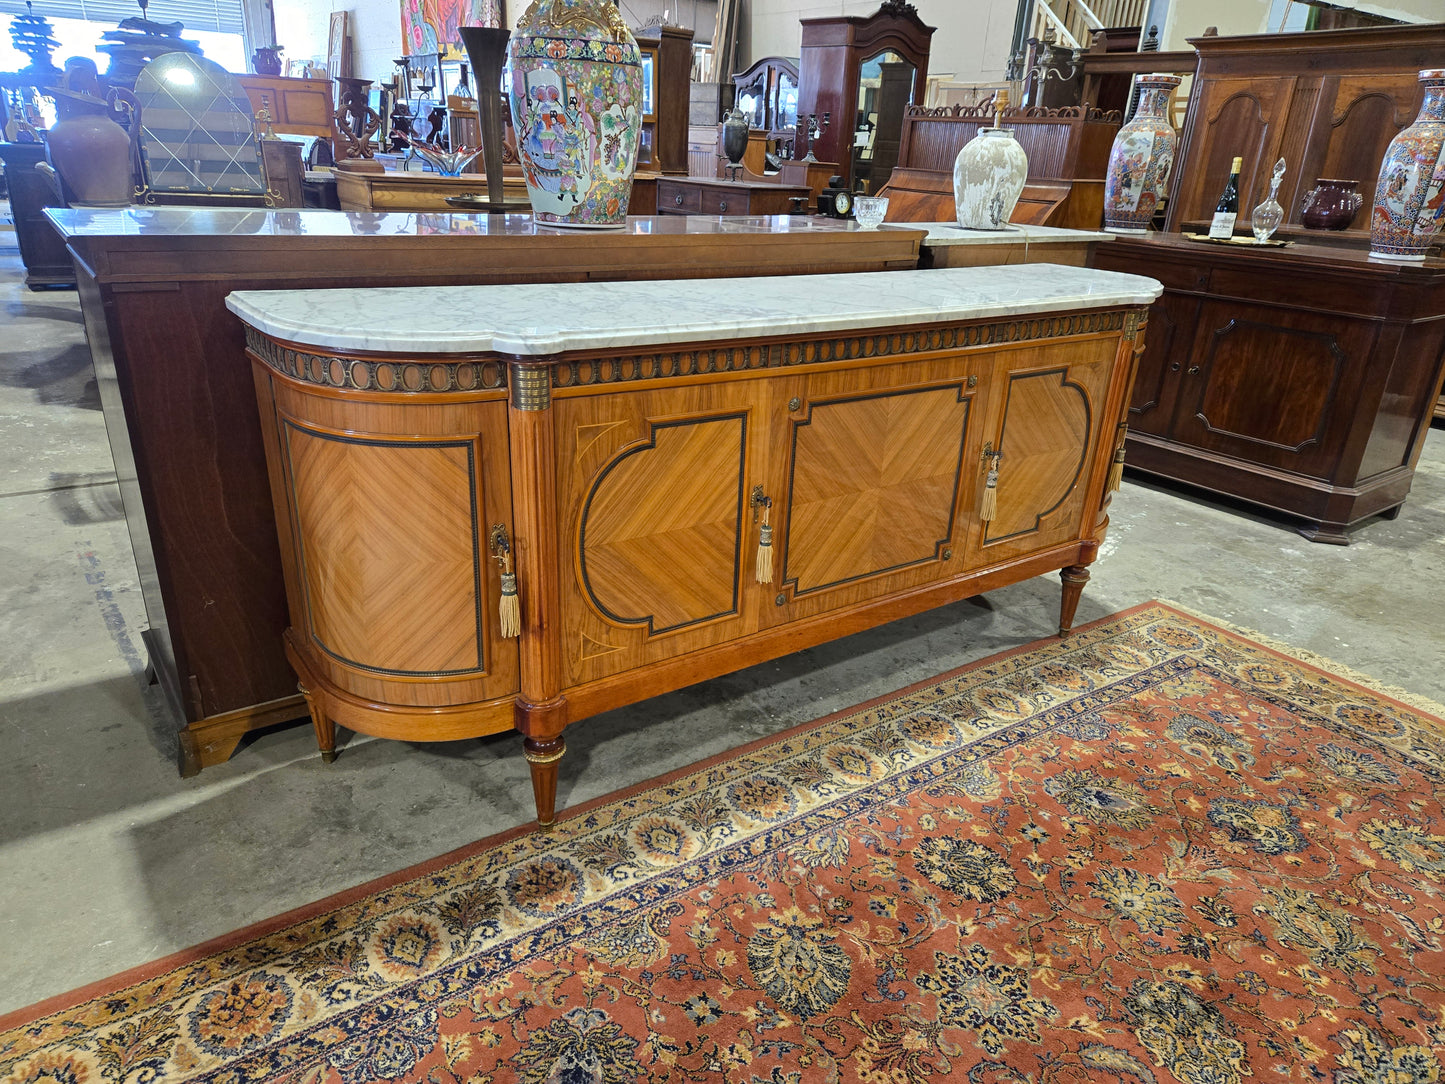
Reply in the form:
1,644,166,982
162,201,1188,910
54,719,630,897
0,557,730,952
233,266,1158,825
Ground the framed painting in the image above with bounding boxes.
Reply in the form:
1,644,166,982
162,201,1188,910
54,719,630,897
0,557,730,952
402,0,505,58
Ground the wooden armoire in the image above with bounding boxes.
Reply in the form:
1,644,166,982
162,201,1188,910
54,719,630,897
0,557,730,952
796,1,934,191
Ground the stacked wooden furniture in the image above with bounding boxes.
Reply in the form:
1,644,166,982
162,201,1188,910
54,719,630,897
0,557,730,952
876,103,1122,228
231,265,1159,825
47,208,924,774
1092,24,1445,543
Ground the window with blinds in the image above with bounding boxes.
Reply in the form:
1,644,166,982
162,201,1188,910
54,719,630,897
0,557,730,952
0,0,243,36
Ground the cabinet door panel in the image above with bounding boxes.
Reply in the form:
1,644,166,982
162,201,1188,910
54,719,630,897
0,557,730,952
1128,292,1197,437
767,356,984,626
1165,300,1377,478
556,382,780,687
266,388,518,708
973,338,1116,564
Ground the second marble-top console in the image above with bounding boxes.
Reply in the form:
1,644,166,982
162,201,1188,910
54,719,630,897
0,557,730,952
229,264,1161,826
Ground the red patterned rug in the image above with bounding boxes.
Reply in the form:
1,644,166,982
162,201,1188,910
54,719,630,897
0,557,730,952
4,602,1445,1084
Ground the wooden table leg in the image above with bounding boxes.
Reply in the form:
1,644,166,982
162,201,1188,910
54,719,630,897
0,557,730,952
523,734,566,828
1058,564,1091,637
299,683,337,762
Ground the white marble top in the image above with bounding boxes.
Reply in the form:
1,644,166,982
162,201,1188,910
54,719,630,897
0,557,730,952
227,264,1162,357
888,222,1115,246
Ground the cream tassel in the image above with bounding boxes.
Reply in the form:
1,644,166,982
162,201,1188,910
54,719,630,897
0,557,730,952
755,504,774,584
1107,445,1126,494
498,557,521,639
980,452,1000,523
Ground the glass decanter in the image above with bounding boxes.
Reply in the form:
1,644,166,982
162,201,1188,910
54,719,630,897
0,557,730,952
1251,157,1287,242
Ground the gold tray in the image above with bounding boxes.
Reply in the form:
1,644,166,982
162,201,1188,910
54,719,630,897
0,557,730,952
1183,232,1292,248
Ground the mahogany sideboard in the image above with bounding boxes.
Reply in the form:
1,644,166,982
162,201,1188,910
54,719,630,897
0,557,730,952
1090,234,1445,542
230,265,1160,825
47,208,923,774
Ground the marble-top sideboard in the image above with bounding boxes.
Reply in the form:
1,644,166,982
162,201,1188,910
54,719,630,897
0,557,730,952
234,264,1161,825
890,222,1114,269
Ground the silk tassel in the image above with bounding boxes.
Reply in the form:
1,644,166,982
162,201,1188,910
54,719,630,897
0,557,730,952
980,456,1000,523
498,555,521,638
755,509,774,584
1107,445,1126,493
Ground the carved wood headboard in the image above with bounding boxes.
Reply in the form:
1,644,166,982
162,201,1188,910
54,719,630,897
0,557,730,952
877,103,1122,228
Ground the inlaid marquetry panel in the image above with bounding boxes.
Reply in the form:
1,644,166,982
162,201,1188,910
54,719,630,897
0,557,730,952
985,369,1091,543
975,338,1115,559
784,386,970,594
284,424,483,676
580,414,747,633
556,380,775,689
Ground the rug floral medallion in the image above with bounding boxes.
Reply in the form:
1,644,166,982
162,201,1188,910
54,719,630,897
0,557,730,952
5,602,1445,1084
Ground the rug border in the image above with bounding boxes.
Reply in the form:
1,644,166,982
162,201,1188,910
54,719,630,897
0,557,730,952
4,598,1437,1033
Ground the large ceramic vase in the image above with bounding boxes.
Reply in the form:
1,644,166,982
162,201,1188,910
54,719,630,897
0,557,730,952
1102,73,1181,233
953,127,1028,230
1369,68,1445,262
507,0,644,228
46,91,133,207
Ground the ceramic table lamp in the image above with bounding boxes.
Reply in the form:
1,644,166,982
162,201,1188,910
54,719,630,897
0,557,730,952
953,88,1028,230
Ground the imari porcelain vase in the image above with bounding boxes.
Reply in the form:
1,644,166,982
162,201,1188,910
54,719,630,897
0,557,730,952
1369,69,1445,262
1102,73,1181,233
507,0,644,228
953,126,1028,230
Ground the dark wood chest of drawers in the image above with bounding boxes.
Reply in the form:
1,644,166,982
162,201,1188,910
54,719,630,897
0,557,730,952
656,176,811,217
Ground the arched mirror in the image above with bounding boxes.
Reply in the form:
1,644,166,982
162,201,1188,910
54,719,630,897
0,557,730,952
853,50,915,193
134,53,267,201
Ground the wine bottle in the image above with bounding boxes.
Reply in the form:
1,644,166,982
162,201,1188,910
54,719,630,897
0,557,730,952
1208,156,1243,239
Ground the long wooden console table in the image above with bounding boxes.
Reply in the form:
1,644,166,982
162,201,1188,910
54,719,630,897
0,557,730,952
48,209,924,774
229,265,1160,825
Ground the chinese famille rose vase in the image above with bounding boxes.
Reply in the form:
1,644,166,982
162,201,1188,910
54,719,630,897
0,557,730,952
1102,73,1181,233
1369,69,1445,262
507,0,643,228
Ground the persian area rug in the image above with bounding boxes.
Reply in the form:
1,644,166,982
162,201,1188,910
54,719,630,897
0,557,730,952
4,602,1445,1084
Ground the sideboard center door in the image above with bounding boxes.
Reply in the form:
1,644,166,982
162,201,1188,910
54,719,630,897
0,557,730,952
764,353,985,628
969,336,1117,566
556,378,790,689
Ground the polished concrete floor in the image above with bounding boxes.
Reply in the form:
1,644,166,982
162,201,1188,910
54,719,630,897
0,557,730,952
1,231,1443,1016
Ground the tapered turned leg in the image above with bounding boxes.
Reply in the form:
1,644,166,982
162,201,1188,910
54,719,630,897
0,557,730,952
1058,564,1091,637
299,683,336,763
524,736,566,828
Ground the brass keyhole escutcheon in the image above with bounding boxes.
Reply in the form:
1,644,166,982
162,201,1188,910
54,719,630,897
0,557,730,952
775,593,786,606
943,548,953,560
788,397,801,411
967,375,978,388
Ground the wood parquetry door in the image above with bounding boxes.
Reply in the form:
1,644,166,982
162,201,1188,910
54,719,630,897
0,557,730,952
767,355,983,626
973,337,1116,564
263,387,519,709
555,381,776,688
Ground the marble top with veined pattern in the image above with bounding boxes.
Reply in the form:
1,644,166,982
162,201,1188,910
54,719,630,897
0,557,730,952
226,264,1162,358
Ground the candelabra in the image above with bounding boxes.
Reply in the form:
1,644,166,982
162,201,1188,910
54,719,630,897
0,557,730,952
799,111,829,162
1004,27,1078,106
